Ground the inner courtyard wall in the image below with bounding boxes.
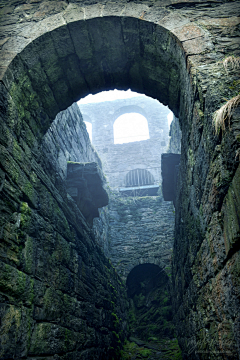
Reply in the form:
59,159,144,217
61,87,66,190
80,97,176,281
80,96,170,189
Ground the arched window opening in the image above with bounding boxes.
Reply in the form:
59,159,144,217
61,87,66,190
113,113,149,144
84,121,92,142
126,263,168,298
125,169,154,187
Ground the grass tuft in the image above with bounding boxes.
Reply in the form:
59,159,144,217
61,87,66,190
213,94,240,135
223,56,240,74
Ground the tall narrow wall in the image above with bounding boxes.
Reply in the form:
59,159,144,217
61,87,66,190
94,193,175,282
173,48,240,360
168,116,181,154
83,97,176,282
0,103,128,359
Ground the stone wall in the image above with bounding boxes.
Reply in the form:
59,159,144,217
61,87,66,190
80,96,170,189
41,102,101,180
172,32,240,360
173,102,240,358
82,96,176,285
168,116,182,154
105,193,175,282
0,103,128,359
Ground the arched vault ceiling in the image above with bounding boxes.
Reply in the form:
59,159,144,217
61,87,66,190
1,17,186,134
0,1,239,138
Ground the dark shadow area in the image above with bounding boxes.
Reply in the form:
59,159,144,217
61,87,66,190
123,264,182,359
127,263,173,339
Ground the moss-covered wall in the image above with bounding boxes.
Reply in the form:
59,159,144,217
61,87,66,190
0,100,128,359
121,263,182,360
173,54,240,359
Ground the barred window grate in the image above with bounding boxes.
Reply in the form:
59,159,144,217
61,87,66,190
125,169,154,187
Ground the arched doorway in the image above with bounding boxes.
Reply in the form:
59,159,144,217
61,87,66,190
2,17,186,140
124,264,181,358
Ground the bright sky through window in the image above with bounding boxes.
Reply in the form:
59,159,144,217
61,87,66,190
79,89,174,142
114,113,149,144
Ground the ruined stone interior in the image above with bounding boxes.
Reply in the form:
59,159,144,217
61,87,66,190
0,0,240,359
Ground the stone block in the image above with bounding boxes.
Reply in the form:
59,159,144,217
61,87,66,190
66,162,109,226
161,153,181,202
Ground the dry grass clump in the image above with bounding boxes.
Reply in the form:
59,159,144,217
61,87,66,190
213,94,240,134
236,148,240,161
223,56,240,74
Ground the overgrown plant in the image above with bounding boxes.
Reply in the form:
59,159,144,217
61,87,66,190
212,94,240,134
223,56,240,74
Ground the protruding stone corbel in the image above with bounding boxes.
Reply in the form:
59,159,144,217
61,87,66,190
66,162,109,226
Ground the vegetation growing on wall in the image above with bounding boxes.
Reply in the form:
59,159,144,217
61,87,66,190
223,56,240,74
121,264,182,359
213,94,240,134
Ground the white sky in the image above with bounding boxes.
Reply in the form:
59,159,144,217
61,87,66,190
80,89,174,142
78,89,142,104
167,112,173,128
114,113,149,144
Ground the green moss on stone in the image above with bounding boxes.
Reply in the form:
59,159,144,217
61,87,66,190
24,236,34,274
20,202,31,229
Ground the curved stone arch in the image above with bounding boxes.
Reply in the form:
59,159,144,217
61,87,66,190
113,107,150,144
125,168,154,187
0,2,213,92
112,105,148,124
123,164,156,176
126,262,168,281
1,15,200,143
123,258,168,283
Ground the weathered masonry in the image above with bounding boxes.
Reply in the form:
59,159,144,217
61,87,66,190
79,96,176,281
0,0,240,359
79,96,170,191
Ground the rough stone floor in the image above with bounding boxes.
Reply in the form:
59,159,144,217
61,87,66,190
121,337,182,359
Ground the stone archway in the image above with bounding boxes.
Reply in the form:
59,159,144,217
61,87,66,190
112,105,148,123
0,14,189,359
1,15,193,138
125,263,179,357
